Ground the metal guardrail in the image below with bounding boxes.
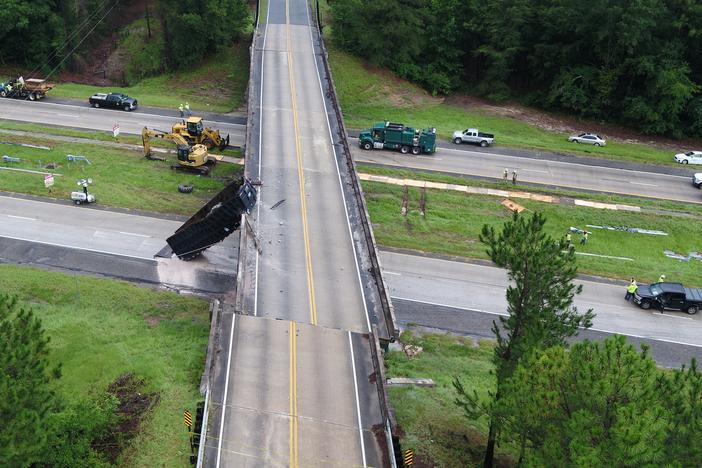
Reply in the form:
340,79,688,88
311,3,400,466
312,1,398,342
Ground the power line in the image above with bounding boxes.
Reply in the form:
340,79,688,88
44,0,121,80
27,0,113,77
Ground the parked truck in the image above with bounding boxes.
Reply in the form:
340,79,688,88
632,282,702,315
452,128,494,147
0,77,54,101
89,92,138,111
358,121,436,155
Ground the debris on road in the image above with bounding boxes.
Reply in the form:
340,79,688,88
587,224,667,236
0,141,50,150
387,377,435,387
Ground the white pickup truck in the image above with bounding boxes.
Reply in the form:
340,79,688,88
452,128,494,147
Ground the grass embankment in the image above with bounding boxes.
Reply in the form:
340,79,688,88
48,44,250,113
328,49,675,166
0,120,242,156
362,176,702,286
387,331,510,467
0,264,209,467
0,134,241,214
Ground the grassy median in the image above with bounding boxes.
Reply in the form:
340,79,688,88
0,264,210,467
387,331,512,467
0,133,241,214
362,175,702,286
329,49,676,166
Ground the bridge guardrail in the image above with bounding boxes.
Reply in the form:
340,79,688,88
312,1,398,342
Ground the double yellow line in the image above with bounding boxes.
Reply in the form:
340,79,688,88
289,321,298,467
286,0,317,327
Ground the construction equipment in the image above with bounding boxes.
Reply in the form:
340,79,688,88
171,116,230,150
142,127,223,175
0,76,54,101
358,121,437,155
166,177,257,260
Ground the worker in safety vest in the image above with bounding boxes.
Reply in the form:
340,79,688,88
658,274,666,283
625,279,638,301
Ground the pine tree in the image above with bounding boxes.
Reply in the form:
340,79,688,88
454,212,594,467
0,293,61,465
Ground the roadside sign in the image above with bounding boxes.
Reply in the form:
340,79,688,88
44,174,54,188
112,124,120,138
184,410,192,428
403,449,414,466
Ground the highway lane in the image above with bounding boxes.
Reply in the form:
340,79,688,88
3,85,701,205
0,98,245,143
351,138,702,204
380,251,702,348
0,195,238,292
1,193,699,366
213,0,384,466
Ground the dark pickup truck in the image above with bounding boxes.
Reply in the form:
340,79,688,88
89,92,137,111
633,282,702,315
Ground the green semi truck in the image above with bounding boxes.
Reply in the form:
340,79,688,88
358,121,437,155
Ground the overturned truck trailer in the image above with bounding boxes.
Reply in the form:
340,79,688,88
167,177,257,260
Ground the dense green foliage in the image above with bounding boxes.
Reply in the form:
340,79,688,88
0,294,61,465
330,0,702,137
453,212,593,466
0,0,250,77
499,336,702,465
157,0,250,70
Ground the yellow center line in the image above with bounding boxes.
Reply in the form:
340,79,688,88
289,321,298,468
286,0,317,326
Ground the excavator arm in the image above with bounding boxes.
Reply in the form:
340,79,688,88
142,127,222,175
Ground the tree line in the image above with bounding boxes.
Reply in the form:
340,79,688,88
329,0,702,138
0,0,250,78
451,212,702,466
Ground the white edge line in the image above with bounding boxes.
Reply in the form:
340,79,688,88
391,295,702,349
305,0,371,332
347,135,693,181
6,215,36,220
118,231,151,238
253,0,269,318
0,234,156,261
215,312,236,467
348,331,368,467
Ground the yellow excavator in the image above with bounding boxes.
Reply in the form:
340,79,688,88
171,116,230,150
142,127,223,175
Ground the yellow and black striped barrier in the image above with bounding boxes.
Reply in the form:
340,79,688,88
184,410,193,428
403,449,414,466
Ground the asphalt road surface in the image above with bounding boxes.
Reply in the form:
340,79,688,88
0,97,246,144
351,139,702,204
210,0,384,466
381,251,702,368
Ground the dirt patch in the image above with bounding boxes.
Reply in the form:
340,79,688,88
94,372,160,463
58,0,149,86
445,94,702,151
360,61,443,109
144,315,163,327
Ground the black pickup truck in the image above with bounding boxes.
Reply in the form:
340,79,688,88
633,282,702,315
88,92,137,111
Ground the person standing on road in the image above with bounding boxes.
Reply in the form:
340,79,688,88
185,101,191,117
179,103,184,117
503,168,508,182
580,230,589,244
658,274,666,283
512,170,517,185
625,278,638,301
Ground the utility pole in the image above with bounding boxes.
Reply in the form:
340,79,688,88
145,0,152,39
